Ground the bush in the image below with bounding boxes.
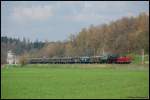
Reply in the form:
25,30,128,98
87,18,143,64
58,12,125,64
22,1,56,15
19,55,28,66
126,53,149,64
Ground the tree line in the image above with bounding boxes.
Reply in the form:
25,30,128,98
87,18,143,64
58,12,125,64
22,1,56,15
1,37,45,64
1,12,149,64
29,12,149,58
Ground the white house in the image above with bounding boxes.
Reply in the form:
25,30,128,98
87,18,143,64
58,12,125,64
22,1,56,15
7,50,17,64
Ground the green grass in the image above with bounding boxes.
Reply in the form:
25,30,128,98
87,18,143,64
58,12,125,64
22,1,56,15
130,54,149,64
1,64,149,99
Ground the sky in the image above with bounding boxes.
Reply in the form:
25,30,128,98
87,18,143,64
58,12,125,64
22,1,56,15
1,1,149,42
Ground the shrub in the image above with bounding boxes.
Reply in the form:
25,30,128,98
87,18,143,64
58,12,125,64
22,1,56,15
19,55,28,66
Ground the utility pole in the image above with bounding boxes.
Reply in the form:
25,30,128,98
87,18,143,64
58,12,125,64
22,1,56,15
141,49,144,64
102,47,105,55
102,44,105,55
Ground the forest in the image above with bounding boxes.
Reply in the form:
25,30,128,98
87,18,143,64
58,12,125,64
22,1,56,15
1,37,45,64
1,12,149,64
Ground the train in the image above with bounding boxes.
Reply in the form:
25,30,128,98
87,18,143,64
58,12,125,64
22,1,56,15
27,54,132,64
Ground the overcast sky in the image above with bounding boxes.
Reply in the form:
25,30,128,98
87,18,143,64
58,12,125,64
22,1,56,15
1,1,149,42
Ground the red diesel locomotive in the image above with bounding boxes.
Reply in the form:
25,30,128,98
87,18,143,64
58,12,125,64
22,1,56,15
116,56,132,64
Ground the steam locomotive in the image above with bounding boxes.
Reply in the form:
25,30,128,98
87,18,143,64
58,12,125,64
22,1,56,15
27,54,132,64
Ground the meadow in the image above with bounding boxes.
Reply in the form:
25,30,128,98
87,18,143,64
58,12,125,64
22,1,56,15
1,64,149,99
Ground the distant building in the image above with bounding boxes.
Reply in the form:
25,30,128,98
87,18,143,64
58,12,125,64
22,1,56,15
7,50,18,64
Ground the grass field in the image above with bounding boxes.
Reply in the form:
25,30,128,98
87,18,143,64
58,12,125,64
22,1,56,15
131,54,149,64
1,64,149,99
